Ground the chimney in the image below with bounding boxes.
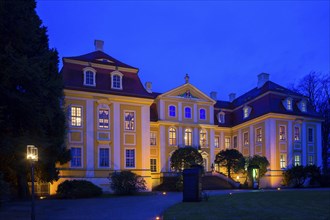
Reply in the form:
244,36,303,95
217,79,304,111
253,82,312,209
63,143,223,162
145,82,152,93
257,73,270,88
210,91,217,100
229,93,236,102
94,40,104,51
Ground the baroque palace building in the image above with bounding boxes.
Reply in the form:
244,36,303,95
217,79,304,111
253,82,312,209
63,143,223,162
50,40,322,194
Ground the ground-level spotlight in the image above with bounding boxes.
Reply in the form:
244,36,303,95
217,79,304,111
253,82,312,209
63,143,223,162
162,192,167,195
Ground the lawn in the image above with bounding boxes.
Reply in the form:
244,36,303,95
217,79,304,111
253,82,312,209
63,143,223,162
163,189,330,220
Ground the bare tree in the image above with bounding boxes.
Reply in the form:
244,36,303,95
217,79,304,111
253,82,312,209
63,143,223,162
292,72,330,173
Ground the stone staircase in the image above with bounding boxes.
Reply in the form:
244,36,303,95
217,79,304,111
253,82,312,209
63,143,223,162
202,172,240,190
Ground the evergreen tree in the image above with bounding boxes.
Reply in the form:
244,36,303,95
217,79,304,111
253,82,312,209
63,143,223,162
0,0,70,198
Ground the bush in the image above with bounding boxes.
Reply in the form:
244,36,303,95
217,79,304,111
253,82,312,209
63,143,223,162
109,171,146,195
283,165,321,187
56,180,102,199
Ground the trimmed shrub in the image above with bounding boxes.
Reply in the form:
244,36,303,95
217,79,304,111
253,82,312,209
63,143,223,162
56,180,102,199
109,171,146,195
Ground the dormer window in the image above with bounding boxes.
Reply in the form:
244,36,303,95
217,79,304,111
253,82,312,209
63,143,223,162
283,97,293,111
83,67,96,86
217,112,225,124
111,71,123,90
243,106,252,119
298,100,307,112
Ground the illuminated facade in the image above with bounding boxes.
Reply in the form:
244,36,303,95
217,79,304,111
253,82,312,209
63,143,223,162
50,40,322,193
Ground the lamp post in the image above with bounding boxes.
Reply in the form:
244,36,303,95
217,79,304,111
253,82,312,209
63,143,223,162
27,145,38,220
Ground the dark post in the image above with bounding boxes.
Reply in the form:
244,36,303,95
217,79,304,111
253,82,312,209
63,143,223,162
182,168,202,202
31,161,35,220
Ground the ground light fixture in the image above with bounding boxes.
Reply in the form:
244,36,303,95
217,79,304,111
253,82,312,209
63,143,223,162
27,145,38,220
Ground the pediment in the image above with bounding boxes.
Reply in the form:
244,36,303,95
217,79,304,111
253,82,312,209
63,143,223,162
158,83,216,104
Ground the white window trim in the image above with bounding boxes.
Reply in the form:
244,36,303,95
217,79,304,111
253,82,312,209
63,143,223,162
279,125,287,141
214,135,220,148
125,148,136,169
97,104,110,130
255,127,262,143
298,99,307,112
110,70,123,90
243,106,252,119
199,108,207,120
184,106,192,119
184,128,193,146
168,105,176,118
308,127,314,143
98,145,111,168
218,111,225,124
83,67,96,87
225,136,231,148
70,146,83,168
150,131,157,146
199,129,208,147
294,125,301,142
168,127,177,146
124,110,136,132
282,97,293,111
69,105,83,128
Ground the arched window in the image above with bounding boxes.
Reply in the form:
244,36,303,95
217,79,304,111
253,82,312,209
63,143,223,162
169,105,176,117
83,67,96,86
111,71,123,90
218,112,225,124
184,107,191,119
184,128,192,146
199,129,207,147
199,108,206,120
169,127,177,146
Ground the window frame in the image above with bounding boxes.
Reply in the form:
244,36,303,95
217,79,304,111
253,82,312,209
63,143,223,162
125,149,136,168
98,147,110,168
83,67,96,87
294,126,301,141
150,158,157,172
294,154,301,166
233,136,238,148
225,136,231,148
124,111,135,131
70,105,83,127
168,105,176,117
308,155,314,165
308,127,314,143
214,136,220,148
98,108,110,129
243,132,249,145
110,71,123,90
184,106,192,119
150,131,157,146
279,125,286,141
70,146,83,168
218,112,225,124
184,128,192,146
169,127,177,146
199,108,206,120
199,129,208,147
280,153,287,169
243,106,252,119
256,127,262,143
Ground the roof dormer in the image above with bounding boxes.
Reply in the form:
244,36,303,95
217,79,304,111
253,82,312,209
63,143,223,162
243,105,252,119
298,99,307,113
282,97,293,111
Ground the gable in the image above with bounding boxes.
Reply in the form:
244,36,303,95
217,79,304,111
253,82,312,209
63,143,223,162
158,83,216,104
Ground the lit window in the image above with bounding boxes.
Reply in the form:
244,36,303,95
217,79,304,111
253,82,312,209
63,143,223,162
99,148,110,167
124,112,135,130
169,105,176,117
169,127,177,146
233,136,238,148
150,159,157,172
70,106,82,127
225,137,231,148
99,109,109,129
243,132,249,145
150,131,157,146
184,128,192,146
199,129,207,147
214,136,219,148
308,155,314,165
280,154,287,169
111,71,123,89
294,126,300,141
279,125,286,141
125,149,135,168
70,147,82,167
299,100,307,112
256,128,262,143
243,106,251,119
294,155,301,166
287,98,292,110
199,109,206,120
218,112,225,124
83,67,96,86
308,128,314,143
185,107,192,119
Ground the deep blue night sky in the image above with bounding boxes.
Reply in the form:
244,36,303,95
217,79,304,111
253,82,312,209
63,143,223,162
36,0,329,101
